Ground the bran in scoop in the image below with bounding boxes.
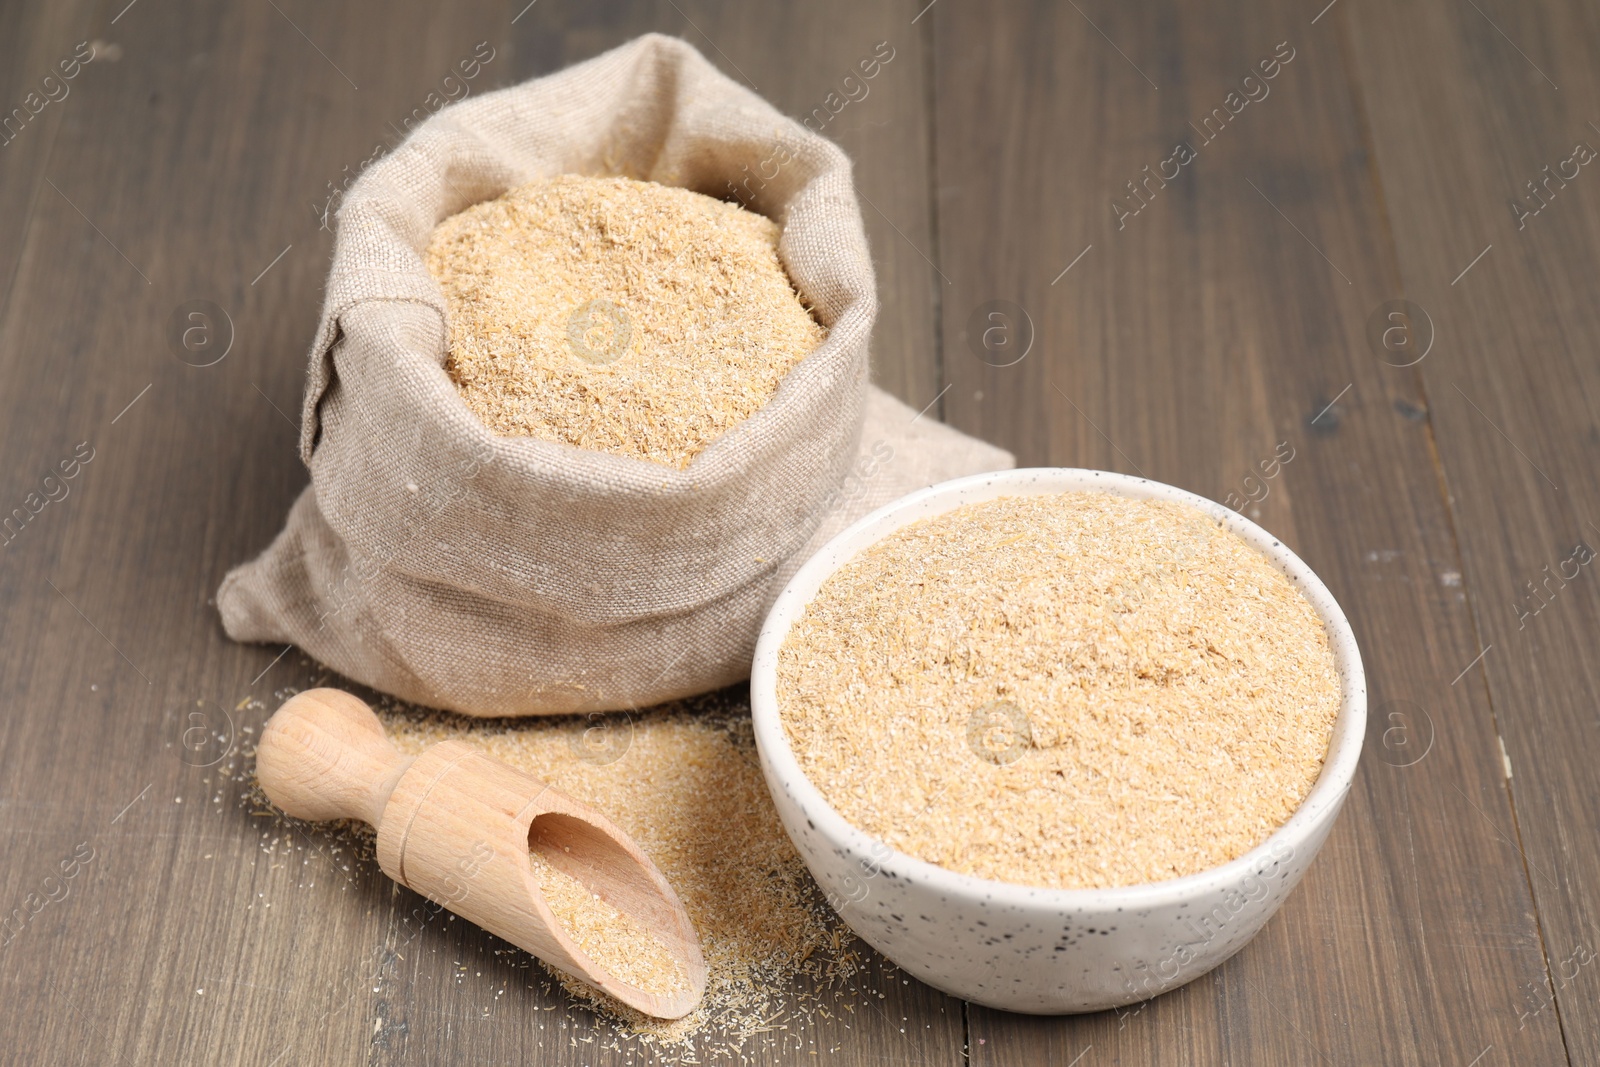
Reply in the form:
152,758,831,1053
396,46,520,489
426,174,826,469
527,848,691,999
374,691,865,1051
776,492,1341,890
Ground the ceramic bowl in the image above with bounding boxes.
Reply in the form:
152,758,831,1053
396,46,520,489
749,467,1365,1013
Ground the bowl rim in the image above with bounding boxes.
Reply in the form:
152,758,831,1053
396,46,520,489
750,466,1366,910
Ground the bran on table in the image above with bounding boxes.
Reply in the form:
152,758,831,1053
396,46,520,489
376,692,864,1051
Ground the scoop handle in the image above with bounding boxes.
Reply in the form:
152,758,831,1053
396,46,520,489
256,688,414,827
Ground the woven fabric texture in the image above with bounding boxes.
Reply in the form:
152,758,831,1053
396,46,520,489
218,34,1013,716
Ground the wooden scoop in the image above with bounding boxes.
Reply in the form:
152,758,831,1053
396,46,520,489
255,688,707,1019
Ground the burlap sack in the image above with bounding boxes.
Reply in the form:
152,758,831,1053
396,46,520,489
218,34,1013,717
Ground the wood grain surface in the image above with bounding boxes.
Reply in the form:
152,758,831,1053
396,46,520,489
0,0,1595,1064
932,3,1578,1065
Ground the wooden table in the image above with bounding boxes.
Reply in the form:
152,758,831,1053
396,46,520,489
3,0,1596,1062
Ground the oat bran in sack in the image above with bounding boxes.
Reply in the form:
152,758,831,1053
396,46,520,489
218,34,1012,716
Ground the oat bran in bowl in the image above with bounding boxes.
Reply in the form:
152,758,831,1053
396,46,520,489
748,467,1365,1013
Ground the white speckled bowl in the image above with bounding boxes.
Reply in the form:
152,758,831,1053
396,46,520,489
750,468,1364,1013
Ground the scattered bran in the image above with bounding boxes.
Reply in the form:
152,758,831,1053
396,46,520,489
776,492,1342,890
526,847,691,999
372,690,865,1053
425,174,826,469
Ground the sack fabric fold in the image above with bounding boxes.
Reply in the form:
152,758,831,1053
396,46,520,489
218,34,1013,716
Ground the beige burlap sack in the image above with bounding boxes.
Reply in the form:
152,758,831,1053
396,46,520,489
218,34,1012,717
